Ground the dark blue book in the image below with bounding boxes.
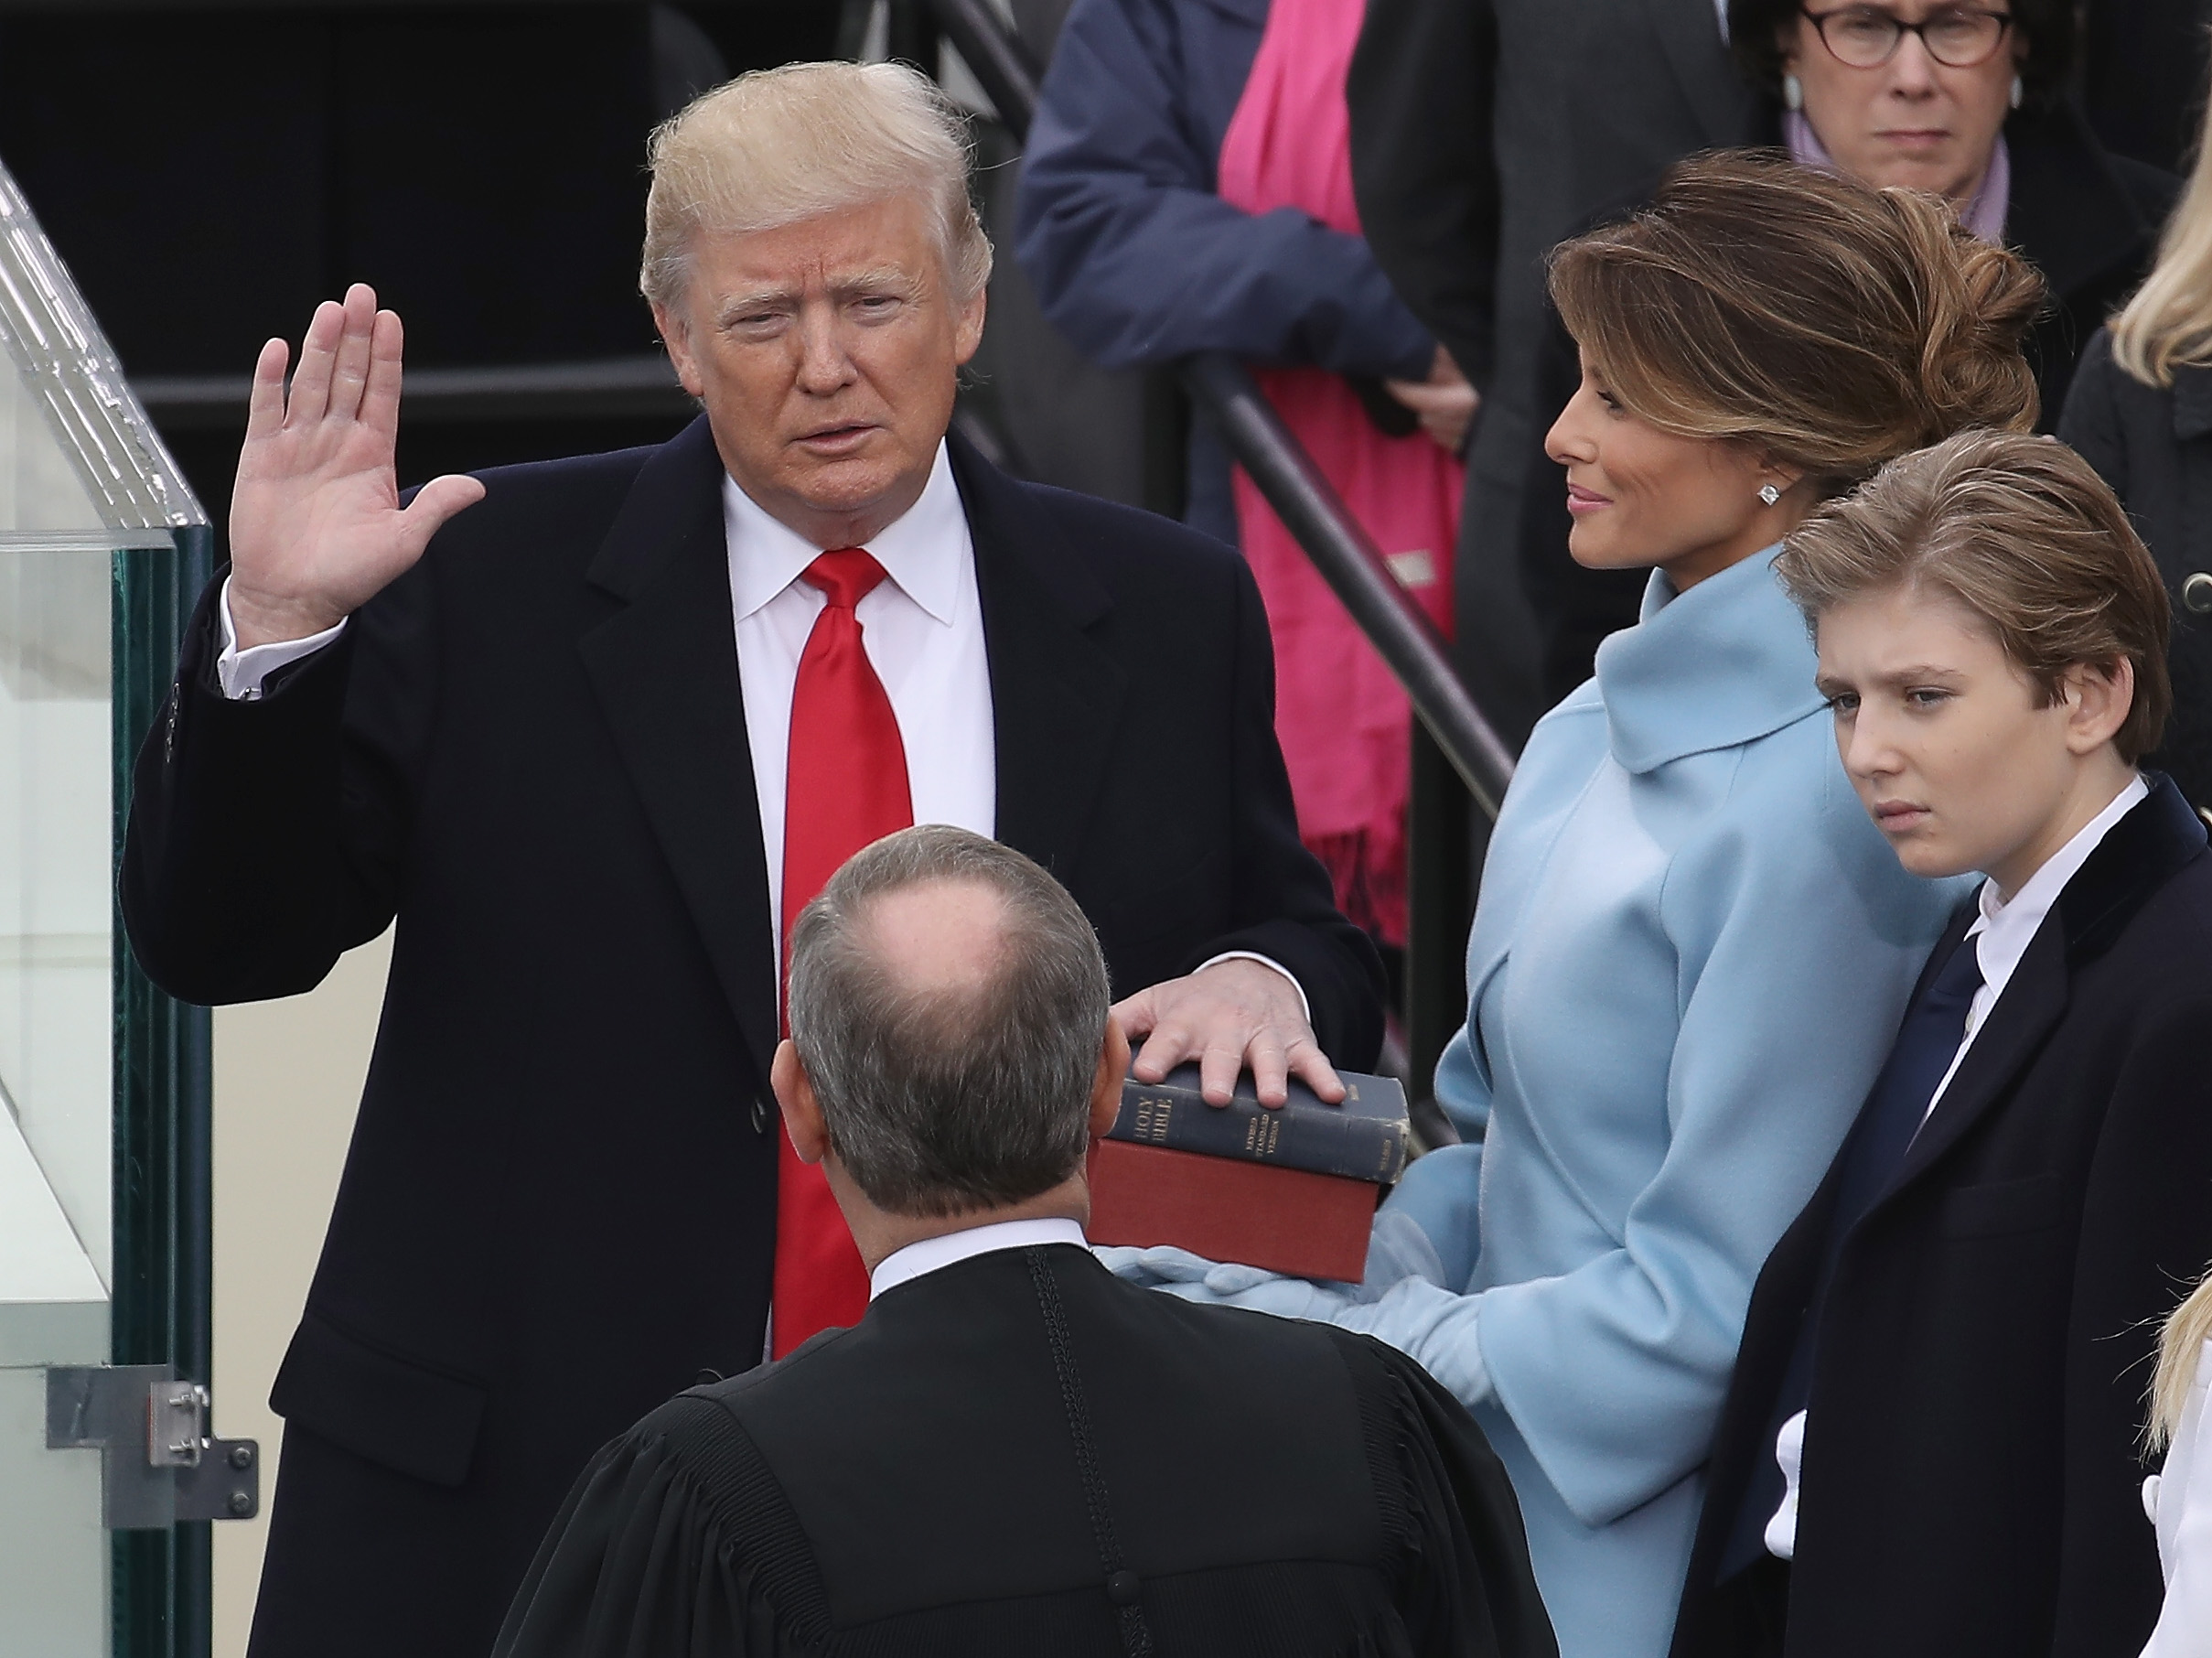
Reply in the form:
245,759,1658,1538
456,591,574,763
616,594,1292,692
1107,1063,1410,1185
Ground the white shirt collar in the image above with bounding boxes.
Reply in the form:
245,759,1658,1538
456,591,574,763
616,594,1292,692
867,1215,1089,1301
1969,774,2150,998
722,439,967,627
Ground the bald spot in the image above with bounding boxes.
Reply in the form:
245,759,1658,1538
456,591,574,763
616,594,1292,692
857,877,1014,1008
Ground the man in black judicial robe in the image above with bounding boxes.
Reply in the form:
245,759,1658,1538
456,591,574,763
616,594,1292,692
494,825,1553,1658
120,61,1382,1658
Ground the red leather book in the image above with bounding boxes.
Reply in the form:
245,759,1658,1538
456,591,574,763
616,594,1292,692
1086,1137,1379,1283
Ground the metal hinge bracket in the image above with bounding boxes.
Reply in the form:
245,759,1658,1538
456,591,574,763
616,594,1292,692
45,1365,261,1528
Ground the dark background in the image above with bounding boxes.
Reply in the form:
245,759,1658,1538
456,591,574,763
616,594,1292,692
2,0,2208,548
0,2,845,543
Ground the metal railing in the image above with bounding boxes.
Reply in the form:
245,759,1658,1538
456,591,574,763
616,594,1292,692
926,0,1517,817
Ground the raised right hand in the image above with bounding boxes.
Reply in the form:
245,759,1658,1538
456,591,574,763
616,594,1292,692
228,284,487,649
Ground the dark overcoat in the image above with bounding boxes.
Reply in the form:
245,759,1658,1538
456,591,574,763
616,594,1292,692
1670,778,2212,1658
2059,326,2212,810
120,419,1382,1658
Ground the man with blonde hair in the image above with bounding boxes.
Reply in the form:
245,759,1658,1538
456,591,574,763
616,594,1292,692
122,59,1382,1658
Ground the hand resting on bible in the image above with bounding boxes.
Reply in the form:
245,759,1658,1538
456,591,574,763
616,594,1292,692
1114,954,1345,1108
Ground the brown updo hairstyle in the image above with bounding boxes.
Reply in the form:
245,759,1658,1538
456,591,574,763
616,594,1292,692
1549,151,2046,499
1777,429,2174,764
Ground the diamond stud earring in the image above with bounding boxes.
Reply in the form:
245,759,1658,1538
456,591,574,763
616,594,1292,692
1758,483,1782,508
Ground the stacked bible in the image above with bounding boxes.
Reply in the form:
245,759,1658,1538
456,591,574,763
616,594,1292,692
1087,1064,1411,1282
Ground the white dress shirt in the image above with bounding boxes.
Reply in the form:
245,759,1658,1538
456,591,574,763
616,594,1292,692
215,588,346,698
2143,1337,2212,1658
868,1215,1089,1300
1766,775,2150,1560
724,440,994,953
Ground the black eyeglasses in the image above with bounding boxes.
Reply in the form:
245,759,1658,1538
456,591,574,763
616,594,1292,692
1799,5,2014,70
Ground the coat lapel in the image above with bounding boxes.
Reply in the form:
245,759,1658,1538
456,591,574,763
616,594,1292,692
1888,932,2067,1190
1889,776,2207,1192
2174,367,2212,444
947,434,1127,884
577,416,779,1081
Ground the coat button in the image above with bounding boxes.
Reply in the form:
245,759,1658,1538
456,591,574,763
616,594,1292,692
1106,1570,1141,1606
749,1098,769,1135
2183,573,2212,614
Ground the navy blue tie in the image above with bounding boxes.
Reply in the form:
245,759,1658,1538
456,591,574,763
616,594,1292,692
1720,923,1985,1577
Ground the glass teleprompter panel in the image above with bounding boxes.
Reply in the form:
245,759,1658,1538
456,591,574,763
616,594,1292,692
0,153,207,1658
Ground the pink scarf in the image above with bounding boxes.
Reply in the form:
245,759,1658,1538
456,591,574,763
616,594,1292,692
1216,0,1464,946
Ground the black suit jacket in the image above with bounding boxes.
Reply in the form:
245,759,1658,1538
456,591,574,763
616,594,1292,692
1670,777,2212,1658
120,419,1383,1658
495,1244,1558,1658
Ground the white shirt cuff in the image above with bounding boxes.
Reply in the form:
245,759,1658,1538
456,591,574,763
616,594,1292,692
217,576,348,701
1193,950,1312,1028
1766,1408,1808,1560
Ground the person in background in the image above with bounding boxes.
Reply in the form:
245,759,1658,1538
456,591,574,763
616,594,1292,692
1114,155,2040,1658
494,825,1556,1658
1670,430,2212,1658
2143,1270,2212,1658
2058,63,2212,812
1515,0,2174,707
1015,0,1472,967
1347,0,1758,746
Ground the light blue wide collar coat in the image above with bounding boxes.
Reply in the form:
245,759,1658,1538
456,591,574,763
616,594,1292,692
1385,548,1966,1658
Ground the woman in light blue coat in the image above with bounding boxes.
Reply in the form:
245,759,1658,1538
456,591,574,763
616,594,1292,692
1122,155,2049,1658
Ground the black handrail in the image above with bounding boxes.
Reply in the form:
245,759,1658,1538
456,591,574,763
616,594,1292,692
927,0,1516,814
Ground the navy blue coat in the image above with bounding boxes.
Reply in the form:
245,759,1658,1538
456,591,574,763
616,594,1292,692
1013,0,1434,542
1671,778,2212,1657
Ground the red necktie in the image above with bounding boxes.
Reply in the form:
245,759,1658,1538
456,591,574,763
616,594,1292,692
772,548,912,1356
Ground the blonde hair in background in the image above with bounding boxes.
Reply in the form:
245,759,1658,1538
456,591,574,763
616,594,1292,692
1775,428,2174,763
639,59,994,321
2110,56,2212,388
1550,151,2045,497
2153,1270,2212,1453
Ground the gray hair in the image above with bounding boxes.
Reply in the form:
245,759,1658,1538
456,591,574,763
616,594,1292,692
639,59,994,319
785,825,1110,1219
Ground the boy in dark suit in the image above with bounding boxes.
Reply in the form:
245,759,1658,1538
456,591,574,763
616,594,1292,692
1670,429,2212,1658
495,825,1555,1658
